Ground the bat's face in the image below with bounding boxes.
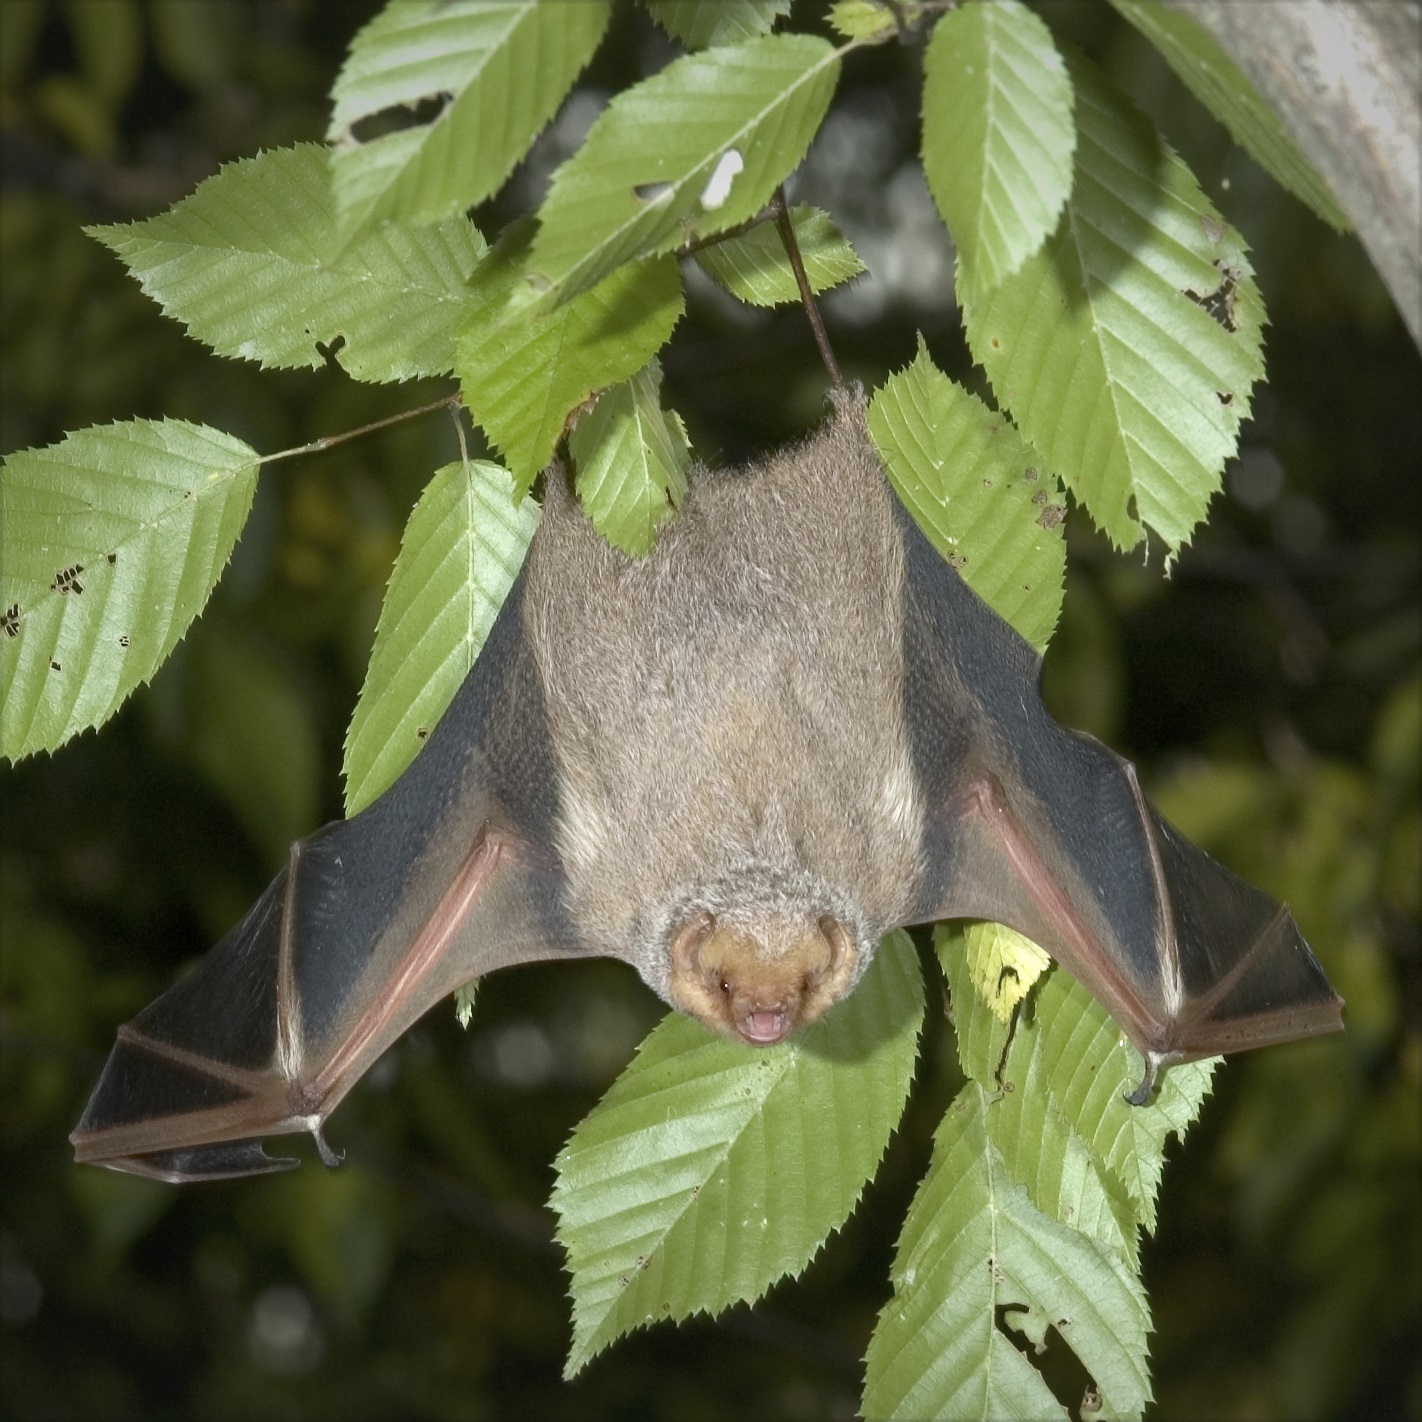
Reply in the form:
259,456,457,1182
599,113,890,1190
664,909,859,1045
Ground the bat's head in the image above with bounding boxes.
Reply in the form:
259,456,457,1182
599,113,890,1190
665,909,859,1046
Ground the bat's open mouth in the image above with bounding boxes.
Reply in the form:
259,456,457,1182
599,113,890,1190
736,1009,794,1045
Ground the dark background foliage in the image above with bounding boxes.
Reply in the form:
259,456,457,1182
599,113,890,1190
2,2,1417,1419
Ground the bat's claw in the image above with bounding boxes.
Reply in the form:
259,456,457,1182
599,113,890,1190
1124,1050,1163,1107
312,1125,345,1169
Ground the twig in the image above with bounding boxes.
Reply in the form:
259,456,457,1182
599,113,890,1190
770,187,843,389
676,205,775,257
259,392,463,467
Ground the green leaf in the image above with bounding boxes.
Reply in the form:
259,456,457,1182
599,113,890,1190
343,460,539,816
453,981,478,1029
328,0,611,241
694,204,864,306
1108,0,1349,231
863,1086,1152,1422
940,921,1215,1242
554,931,923,1375
991,1023,1142,1268
964,920,1051,1025
1023,970,1216,1233
868,341,1067,651
88,144,486,383
569,360,689,557
1,419,259,760
937,924,1013,1086
827,0,896,42
922,0,1075,293
523,33,841,309
645,0,792,50
962,56,1266,552
963,925,1143,1266
455,221,685,491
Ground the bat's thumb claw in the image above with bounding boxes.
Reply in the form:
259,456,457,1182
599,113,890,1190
1123,1050,1163,1107
312,1125,345,1169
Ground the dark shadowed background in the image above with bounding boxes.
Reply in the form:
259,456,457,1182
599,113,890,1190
2,2,1418,1419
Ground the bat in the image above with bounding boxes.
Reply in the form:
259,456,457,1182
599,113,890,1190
70,394,1343,1181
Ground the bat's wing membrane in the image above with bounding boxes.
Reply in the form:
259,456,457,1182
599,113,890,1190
896,513,1342,1093
72,577,583,1180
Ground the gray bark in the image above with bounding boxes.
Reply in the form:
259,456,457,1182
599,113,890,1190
1165,0,1421,349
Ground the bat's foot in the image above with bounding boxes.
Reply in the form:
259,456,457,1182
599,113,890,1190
1123,1050,1163,1107
312,1125,345,1169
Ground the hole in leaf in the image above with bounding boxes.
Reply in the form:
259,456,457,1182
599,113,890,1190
106,551,117,564
49,659,61,671
995,1306,1097,1418
348,93,450,146
316,335,346,366
416,727,430,740
117,634,130,648
51,564,85,595
1,604,19,638
699,149,743,211
1184,258,1243,332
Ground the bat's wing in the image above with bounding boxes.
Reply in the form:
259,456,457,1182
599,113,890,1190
72,575,584,1180
894,510,1343,1099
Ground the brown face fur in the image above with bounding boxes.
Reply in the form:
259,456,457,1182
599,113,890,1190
666,912,858,1045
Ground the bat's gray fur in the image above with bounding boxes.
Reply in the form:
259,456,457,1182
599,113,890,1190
525,397,923,1008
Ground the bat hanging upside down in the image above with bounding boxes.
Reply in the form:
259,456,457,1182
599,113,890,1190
71,395,1343,1181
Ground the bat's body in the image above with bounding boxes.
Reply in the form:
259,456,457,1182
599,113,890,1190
72,399,1343,1181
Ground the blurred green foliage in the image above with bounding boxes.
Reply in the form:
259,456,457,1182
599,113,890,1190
1,2,1417,1419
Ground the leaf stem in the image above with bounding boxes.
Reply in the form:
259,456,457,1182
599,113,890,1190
259,392,463,467
676,207,775,258
771,187,843,389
